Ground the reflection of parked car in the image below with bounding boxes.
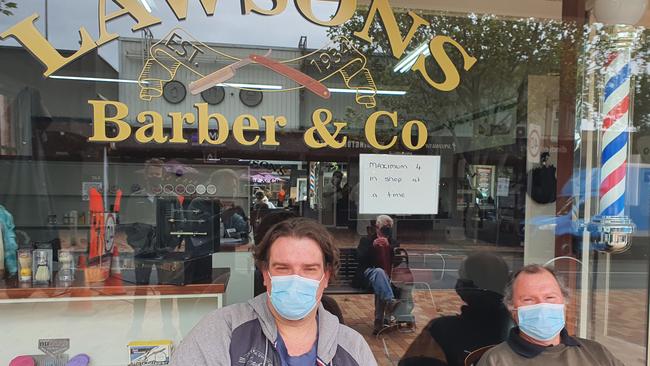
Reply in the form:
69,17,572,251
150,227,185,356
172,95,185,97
525,164,650,255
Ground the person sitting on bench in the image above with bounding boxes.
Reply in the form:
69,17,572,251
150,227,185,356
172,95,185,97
353,215,400,334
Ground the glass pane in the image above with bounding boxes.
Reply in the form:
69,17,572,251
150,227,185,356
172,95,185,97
0,1,647,365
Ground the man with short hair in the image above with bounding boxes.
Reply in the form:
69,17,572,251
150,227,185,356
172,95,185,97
478,264,623,366
172,217,376,366
354,214,400,334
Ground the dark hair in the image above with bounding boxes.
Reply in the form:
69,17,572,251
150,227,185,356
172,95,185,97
253,217,340,278
254,210,297,244
458,251,510,295
503,264,570,308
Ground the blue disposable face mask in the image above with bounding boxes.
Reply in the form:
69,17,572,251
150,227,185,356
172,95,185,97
269,273,323,321
517,303,565,341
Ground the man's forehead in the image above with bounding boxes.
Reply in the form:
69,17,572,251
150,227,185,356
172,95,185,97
268,236,324,263
514,270,561,293
270,260,323,267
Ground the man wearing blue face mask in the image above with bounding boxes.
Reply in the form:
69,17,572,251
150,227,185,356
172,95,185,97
478,264,623,366
171,217,377,366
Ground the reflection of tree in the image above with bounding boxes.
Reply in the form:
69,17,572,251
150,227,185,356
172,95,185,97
0,1,17,16
578,25,650,132
329,11,576,148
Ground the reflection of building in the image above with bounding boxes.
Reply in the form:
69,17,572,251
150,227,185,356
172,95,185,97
119,37,302,130
112,36,535,245
0,37,537,247
0,47,117,241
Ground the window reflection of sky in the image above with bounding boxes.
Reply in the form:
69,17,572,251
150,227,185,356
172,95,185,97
0,1,337,69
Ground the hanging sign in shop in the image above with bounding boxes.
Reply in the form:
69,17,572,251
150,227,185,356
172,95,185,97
81,182,103,201
527,123,542,163
359,154,440,215
497,177,510,197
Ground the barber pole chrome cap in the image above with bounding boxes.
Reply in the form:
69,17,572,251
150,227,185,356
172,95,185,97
588,215,635,254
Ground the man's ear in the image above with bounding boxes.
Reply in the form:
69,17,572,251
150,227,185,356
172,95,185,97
323,266,332,288
261,264,271,289
510,308,518,323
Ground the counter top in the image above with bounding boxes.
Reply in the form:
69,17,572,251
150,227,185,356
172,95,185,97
0,268,230,302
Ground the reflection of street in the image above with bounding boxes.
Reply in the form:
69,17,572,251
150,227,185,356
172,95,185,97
557,258,649,290
333,286,647,366
331,245,648,366
400,249,523,290
399,247,648,290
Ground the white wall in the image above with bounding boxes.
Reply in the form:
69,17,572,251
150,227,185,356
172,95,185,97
523,75,560,265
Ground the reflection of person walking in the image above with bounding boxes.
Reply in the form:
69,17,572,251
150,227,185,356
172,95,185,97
254,190,275,209
277,185,286,207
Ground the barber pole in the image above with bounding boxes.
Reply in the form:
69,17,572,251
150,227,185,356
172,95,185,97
309,162,317,209
588,24,639,253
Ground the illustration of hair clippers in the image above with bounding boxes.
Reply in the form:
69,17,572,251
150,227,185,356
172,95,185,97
138,28,211,101
308,36,378,108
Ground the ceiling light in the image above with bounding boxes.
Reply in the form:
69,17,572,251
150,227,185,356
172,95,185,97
393,41,431,74
139,0,153,12
328,88,406,96
49,75,145,84
219,83,283,90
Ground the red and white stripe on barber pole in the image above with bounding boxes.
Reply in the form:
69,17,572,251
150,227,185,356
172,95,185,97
309,162,317,209
599,51,630,217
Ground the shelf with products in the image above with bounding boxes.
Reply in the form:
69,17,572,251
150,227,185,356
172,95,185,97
0,268,230,304
16,225,93,230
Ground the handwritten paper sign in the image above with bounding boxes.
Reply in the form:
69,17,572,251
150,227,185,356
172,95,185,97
497,177,510,197
359,154,440,215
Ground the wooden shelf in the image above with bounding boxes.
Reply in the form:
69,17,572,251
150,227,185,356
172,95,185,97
0,268,229,302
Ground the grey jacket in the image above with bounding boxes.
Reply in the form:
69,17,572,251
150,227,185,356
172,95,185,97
171,294,377,366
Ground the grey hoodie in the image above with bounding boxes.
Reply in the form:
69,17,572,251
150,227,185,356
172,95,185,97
171,294,378,366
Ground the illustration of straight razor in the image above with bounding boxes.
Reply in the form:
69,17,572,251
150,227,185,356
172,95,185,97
189,57,251,95
189,50,271,95
250,54,331,99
